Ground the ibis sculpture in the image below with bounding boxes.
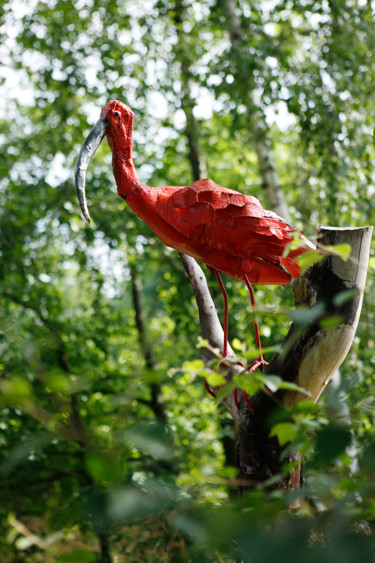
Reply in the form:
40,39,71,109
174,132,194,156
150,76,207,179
75,100,310,408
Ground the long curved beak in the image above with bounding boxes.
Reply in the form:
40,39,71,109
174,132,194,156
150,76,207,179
74,115,109,223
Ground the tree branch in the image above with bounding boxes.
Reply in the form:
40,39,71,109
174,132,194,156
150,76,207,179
129,260,167,423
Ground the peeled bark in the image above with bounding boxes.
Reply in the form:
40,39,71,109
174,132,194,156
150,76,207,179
180,225,372,494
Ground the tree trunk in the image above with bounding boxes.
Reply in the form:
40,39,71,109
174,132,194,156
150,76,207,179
173,0,208,180
223,0,291,222
129,261,167,423
172,1,239,473
180,225,372,499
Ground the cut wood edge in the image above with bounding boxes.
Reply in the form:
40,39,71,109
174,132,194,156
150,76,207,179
280,225,373,406
179,226,373,416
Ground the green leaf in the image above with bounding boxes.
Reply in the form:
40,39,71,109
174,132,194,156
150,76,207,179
263,375,310,396
60,550,97,562
243,345,280,362
295,250,325,273
15,536,37,550
315,427,352,463
327,243,352,261
319,315,343,330
232,337,244,351
269,423,297,446
290,303,325,326
283,232,305,254
127,422,174,461
232,374,264,396
205,372,226,386
0,432,52,476
0,378,34,405
359,442,375,476
214,381,238,404
333,289,359,306
85,451,126,484
261,375,283,393
182,359,205,373
278,381,310,395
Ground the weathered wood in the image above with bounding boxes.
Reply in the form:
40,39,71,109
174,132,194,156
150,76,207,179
267,226,373,406
180,226,372,492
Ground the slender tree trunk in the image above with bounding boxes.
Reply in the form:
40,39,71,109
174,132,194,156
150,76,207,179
130,262,157,371
129,261,167,423
171,1,238,473
223,0,291,222
173,1,208,180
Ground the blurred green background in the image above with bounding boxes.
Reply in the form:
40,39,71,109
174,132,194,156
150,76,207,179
0,0,374,561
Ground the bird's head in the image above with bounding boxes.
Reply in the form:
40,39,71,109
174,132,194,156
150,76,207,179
74,100,134,223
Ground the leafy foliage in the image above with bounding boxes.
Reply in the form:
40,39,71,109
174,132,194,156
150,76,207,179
0,0,374,561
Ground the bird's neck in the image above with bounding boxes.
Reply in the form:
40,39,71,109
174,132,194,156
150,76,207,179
107,119,141,197
112,151,141,197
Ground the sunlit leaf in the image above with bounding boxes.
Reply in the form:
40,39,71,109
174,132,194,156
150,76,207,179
205,372,226,386
326,243,352,261
182,359,205,373
269,423,297,446
15,536,37,550
295,250,325,273
232,338,244,351
0,378,34,405
319,315,343,330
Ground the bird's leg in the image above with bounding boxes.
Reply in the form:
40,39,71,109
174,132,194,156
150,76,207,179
239,274,269,411
204,267,230,399
208,268,246,410
243,275,264,362
243,274,268,369
205,380,217,398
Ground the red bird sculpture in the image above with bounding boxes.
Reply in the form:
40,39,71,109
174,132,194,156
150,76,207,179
75,100,311,409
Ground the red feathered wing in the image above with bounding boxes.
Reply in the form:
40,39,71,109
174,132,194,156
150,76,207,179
149,179,305,285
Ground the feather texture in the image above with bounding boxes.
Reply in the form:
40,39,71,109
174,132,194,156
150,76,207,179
83,100,309,285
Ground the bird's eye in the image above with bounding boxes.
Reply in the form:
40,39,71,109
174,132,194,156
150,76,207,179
114,111,120,117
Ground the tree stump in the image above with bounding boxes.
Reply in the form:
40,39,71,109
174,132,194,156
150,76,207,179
180,225,372,498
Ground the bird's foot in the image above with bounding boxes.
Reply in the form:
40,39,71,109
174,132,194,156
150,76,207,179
246,355,268,374
233,356,268,411
207,355,268,408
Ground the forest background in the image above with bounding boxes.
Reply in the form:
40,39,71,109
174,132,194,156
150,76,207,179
0,0,375,561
